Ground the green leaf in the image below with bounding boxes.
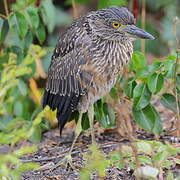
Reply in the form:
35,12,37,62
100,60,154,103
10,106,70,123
80,144,110,179
81,112,90,130
11,162,39,179
176,74,180,91
166,171,174,180
103,103,116,127
147,73,164,94
132,104,162,134
18,80,27,96
97,0,127,8
0,115,13,131
0,18,9,43
29,126,42,142
161,160,174,168
110,153,121,162
136,141,152,154
137,155,152,165
35,23,45,44
22,31,33,50
129,51,147,72
14,146,37,156
108,0,127,6
95,100,115,128
109,87,118,99
124,77,137,98
148,61,162,73
9,12,28,38
10,46,24,64
25,7,39,29
160,93,179,113
94,99,104,124
136,68,150,79
133,83,151,110
0,53,9,70
166,64,176,79
13,101,23,117
40,0,56,33
153,151,169,165
163,55,176,79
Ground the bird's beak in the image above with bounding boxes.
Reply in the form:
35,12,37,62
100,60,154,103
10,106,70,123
122,25,155,40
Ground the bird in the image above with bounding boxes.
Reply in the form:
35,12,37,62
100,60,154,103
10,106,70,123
42,6,154,167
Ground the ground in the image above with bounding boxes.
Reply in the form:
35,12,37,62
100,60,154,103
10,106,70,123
20,123,180,180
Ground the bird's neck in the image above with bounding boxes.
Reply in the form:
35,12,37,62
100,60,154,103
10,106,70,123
91,37,133,72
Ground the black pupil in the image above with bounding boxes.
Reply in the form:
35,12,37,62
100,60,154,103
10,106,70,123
114,23,119,26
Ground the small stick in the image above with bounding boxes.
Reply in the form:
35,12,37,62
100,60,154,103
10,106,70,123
72,0,78,19
3,0,9,16
141,0,146,54
20,142,126,163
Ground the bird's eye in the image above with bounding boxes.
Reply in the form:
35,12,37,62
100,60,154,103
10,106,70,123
112,22,121,28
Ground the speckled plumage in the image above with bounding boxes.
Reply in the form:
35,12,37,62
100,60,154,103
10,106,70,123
42,7,139,132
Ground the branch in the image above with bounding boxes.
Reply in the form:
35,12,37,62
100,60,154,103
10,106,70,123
3,0,9,17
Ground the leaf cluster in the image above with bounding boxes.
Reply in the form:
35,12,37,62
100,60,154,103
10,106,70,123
0,0,57,178
80,144,110,179
124,52,180,134
109,140,180,179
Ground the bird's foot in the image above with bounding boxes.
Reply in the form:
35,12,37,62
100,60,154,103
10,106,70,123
50,153,75,170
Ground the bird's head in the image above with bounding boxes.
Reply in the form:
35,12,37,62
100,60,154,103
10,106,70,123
87,6,154,41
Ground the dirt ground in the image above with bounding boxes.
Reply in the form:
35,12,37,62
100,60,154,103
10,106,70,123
20,124,180,180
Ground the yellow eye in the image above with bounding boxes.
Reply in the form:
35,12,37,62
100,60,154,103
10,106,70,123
112,21,121,28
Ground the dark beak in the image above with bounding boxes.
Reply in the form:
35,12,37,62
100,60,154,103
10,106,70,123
123,25,155,39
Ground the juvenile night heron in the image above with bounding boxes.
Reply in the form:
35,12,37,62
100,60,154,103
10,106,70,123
42,6,154,166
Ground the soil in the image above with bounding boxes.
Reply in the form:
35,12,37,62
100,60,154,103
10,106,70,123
20,124,180,180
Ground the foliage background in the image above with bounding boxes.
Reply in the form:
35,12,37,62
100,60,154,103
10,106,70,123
0,0,180,179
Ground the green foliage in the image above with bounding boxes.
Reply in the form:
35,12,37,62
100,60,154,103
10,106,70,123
0,45,46,121
40,0,56,33
122,51,179,135
133,104,162,134
133,83,151,110
0,107,49,179
94,100,116,128
81,140,180,179
147,73,164,94
97,0,127,9
9,12,29,38
0,0,179,178
80,144,110,179
0,18,9,43
0,151,38,180
109,140,180,179
0,0,57,178
93,51,179,135
160,93,180,113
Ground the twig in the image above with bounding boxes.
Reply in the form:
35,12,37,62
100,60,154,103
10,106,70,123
174,50,180,137
3,0,9,17
0,14,7,19
20,142,126,163
173,16,180,137
141,0,146,54
72,0,78,19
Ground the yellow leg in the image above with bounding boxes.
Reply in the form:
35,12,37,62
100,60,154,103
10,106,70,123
88,104,96,144
51,113,82,170
69,112,82,154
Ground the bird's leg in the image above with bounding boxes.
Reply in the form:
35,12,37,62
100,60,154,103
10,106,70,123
69,112,83,154
51,113,82,170
88,104,96,144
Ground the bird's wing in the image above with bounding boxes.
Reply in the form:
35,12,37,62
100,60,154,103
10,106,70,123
42,26,93,133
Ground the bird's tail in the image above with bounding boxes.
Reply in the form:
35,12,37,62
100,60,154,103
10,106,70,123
42,90,81,135
56,109,72,135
